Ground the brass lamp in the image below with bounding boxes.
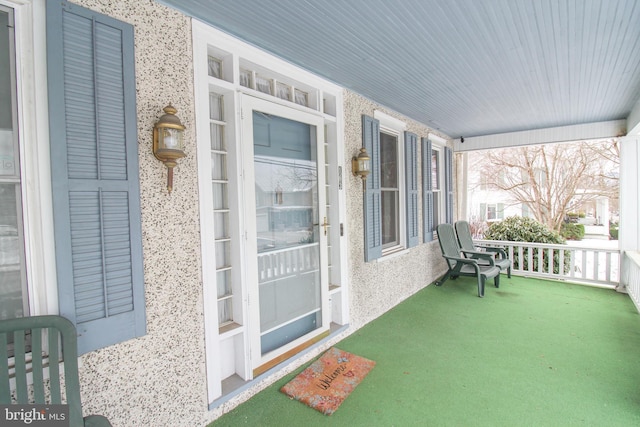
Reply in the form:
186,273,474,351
153,105,186,193
352,147,371,187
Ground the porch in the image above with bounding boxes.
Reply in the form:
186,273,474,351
209,273,640,426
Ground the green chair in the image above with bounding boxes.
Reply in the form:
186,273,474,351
436,223,501,297
0,315,111,426
455,220,512,278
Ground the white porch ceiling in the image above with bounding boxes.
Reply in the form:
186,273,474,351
161,0,640,140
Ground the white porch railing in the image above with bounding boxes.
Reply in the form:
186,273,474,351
476,240,620,288
622,251,640,312
257,243,319,284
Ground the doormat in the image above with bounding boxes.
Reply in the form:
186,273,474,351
280,347,375,415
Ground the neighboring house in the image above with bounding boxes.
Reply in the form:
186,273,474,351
466,157,614,239
2,1,640,426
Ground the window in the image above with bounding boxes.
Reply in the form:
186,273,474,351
380,132,399,248
0,5,28,321
431,149,442,228
480,203,504,221
423,135,452,242
209,93,236,329
362,112,419,261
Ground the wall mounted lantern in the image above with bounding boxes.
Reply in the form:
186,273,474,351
153,105,186,193
352,147,371,189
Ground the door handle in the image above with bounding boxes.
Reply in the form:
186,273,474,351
313,217,330,235
321,217,329,236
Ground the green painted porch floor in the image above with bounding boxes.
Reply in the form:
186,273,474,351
209,276,640,426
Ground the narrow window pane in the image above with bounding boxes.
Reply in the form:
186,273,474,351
239,69,252,88
294,89,308,107
212,183,228,210
210,123,224,151
215,241,231,269
216,270,232,298
276,82,291,101
211,152,227,180
432,152,440,190
381,190,398,246
218,299,233,325
209,93,223,121
208,55,222,79
214,212,229,240
380,132,398,188
255,75,272,95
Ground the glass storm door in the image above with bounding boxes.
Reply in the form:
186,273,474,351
242,95,328,375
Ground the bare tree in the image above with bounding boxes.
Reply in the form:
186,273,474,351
474,139,619,232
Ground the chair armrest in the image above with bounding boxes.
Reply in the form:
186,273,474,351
475,245,508,259
461,250,496,265
442,255,482,272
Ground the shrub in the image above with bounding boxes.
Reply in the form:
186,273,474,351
484,216,569,274
609,221,619,240
560,223,585,240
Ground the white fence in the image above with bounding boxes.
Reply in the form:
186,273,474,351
477,239,620,287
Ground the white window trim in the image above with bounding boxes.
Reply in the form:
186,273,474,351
374,111,406,256
430,138,446,230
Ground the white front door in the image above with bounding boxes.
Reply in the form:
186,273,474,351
241,95,329,376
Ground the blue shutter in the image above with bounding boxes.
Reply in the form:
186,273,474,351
47,1,145,354
498,203,505,219
444,146,454,224
362,115,382,261
404,132,419,248
422,138,434,242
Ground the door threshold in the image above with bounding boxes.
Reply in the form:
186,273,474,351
253,329,330,377
210,323,349,411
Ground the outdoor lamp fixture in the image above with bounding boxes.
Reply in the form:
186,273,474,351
352,147,371,189
153,104,186,193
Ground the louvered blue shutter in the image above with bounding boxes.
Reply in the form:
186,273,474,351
498,203,505,219
362,115,382,261
444,146,454,224
422,138,434,242
404,132,419,248
47,1,145,354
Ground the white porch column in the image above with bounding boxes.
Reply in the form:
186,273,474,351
619,136,640,252
456,152,468,221
618,136,640,293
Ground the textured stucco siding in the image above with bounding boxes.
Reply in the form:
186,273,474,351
63,2,451,426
